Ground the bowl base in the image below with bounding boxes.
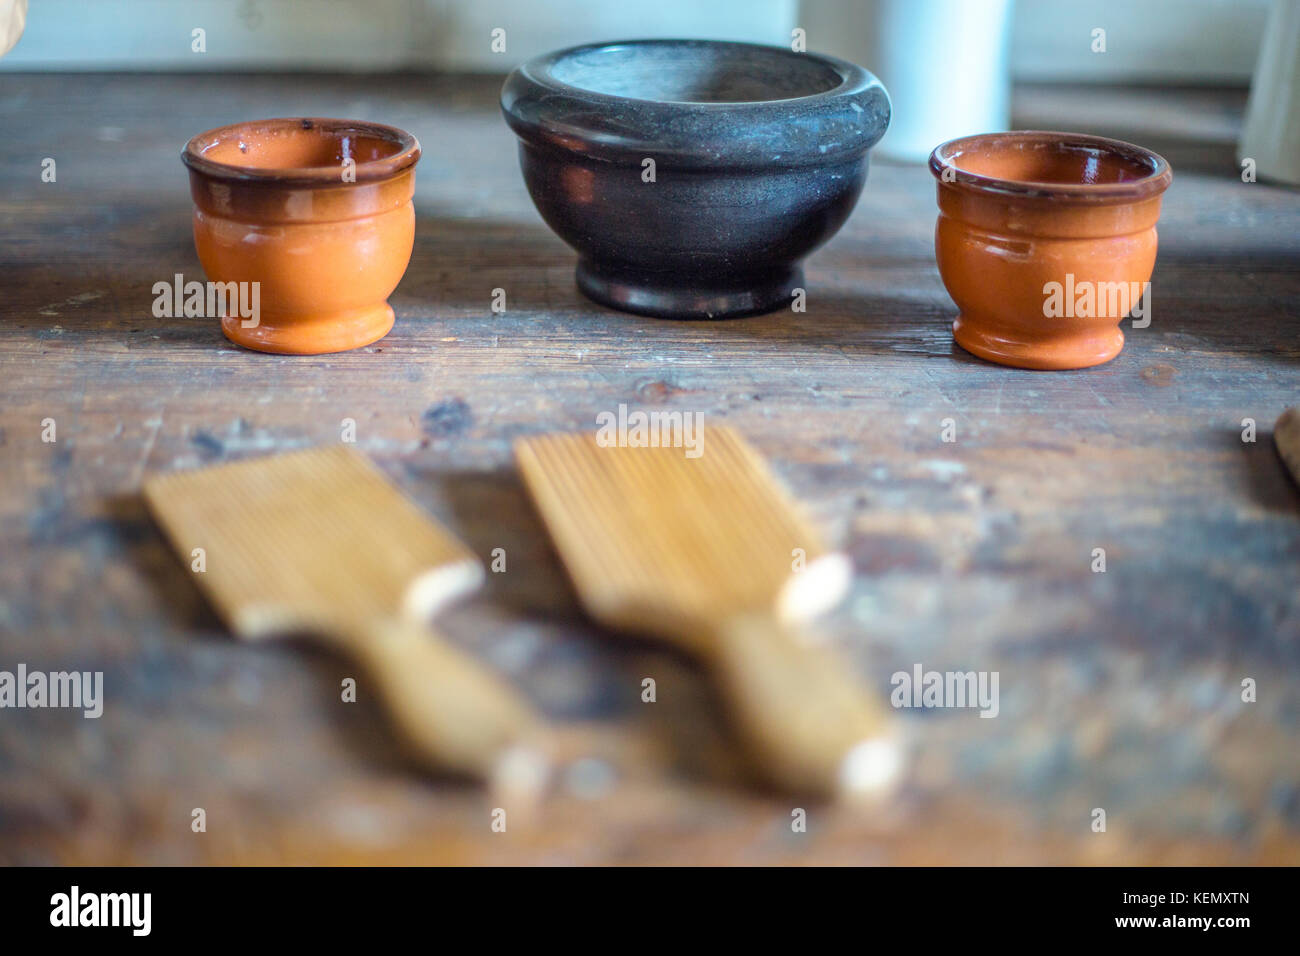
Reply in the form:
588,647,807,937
221,303,395,355
576,259,803,319
953,315,1125,370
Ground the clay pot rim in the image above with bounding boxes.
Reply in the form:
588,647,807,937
501,39,890,169
182,117,421,187
929,130,1172,203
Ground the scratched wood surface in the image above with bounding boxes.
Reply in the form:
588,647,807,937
0,74,1297,865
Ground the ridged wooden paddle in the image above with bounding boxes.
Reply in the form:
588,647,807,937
143,446,551,796
516,426,900,798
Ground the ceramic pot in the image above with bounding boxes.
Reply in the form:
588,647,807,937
182,118,420,354
501,39,890,319
929,131,1172,370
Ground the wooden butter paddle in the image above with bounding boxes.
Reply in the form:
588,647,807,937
1276,407,1300,488
143,446,551,795
515,426,900,798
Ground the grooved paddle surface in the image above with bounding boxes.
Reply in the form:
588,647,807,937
516,427,829,630
143,446,478,636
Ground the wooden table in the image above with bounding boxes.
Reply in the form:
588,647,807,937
1,74,1297,865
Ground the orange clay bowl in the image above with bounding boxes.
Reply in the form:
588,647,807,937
929,131,1172,370
182,118,421,354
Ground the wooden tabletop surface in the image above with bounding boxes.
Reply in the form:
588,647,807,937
1,74,1297,865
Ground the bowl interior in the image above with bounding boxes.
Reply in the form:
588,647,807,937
942,135,1161,187
195,121,406,172
548,42,844,103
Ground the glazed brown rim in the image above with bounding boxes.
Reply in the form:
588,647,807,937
182,118,421,187
929,130,1172,202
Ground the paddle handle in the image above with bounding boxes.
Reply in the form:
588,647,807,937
704,614,900,799
340,618,552,798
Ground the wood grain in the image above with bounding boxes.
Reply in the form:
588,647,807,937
515,427,849,631
0,74,1297,864
143,446,481,635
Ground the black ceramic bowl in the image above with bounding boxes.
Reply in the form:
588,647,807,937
501,39,890,318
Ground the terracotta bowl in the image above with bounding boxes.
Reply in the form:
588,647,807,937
182,118,420,354
929,131,1172,370
501,39,890,319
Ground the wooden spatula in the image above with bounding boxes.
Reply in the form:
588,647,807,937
143,445,550,794
1276,407,1300,488
516,426,900,798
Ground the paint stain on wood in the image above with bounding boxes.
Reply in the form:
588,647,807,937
637,379,692,401
1140,364,1176,386
190,429,225,460
421,398,473,438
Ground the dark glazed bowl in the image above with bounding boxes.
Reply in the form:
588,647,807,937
501,39,890,318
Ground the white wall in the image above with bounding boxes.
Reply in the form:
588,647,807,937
0,0,795,71
0,0,1271,82
3,0,426,71
422,0,798,70
1012,0,1269,82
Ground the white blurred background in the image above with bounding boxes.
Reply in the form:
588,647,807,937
0,0,1268,79
3,0,1292,176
